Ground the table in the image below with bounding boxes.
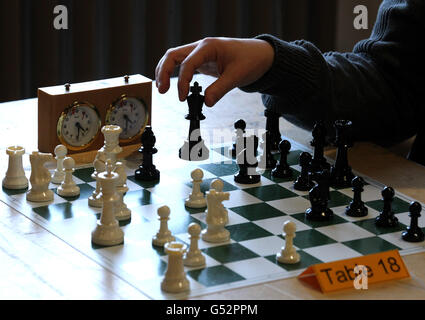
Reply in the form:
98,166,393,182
0,74,424,300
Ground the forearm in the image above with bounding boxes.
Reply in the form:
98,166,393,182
242,0,425,146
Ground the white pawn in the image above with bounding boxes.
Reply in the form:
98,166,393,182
91,160,124,246
185,169,207,208
51,145,67,184
276,221,300,264
2,146,28,190
152,205,175,247
161,242,190,293
114,161,131,221
184,223,206,267
26,151,54,202
57,157,80,197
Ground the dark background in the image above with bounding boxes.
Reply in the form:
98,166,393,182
0,0,379,103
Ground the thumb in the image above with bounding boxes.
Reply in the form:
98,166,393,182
204,70,239,107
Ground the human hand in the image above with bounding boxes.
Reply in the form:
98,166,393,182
155,37,274,107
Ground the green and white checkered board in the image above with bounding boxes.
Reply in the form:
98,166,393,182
1,144,425,299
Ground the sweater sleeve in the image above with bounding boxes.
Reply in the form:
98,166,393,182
240,0,425,146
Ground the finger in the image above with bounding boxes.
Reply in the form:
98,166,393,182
156,43,197,93
178,42,217,101
203,68,239,107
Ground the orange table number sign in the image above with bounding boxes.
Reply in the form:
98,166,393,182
298,250,410,293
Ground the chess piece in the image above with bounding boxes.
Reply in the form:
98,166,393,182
264,109,282,152
185,169,207,208
314,169,331,202
135,126,160,181
88,150,106,208
375,186,399,227
26,151,54,202
271,140,292,179
305,184,334,221
234,148,260,184
202,179,230,243
293,152,314,191
91,160,124,246
231,119,246,158
179,82,209,161
184,223,206,267
259,131,277,170
114,161,131,221
161,242,190,293
402,202,424,242
57,157,80,197
100,125,123,165
345,176,368,217
2,146,28,190
331,120,354,188
276,221,300,264
310,120,330,173
152,205,175,247
51,144,67,184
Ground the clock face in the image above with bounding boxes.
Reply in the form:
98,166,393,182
106,96,148,141
57,102,101,150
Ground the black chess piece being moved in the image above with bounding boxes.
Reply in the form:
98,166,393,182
402,201,424,242
135,126,160,181
179,82,209,161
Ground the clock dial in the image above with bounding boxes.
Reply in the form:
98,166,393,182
57,102,101,150
106,96,149,142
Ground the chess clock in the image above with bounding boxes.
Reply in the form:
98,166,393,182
37,74,152,155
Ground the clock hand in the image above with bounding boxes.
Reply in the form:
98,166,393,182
75,122,86,141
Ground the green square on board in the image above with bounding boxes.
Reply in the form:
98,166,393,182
226,222,273,242
343,236,401,255
188,265,245,287
287,229,337,249
353,218,406,235
292,212,347,228
244,184,298,202
230,202,286,221
365,197,411,214
202,243,259,264
73,167,95,183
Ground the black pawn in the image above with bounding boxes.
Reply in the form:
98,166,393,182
402,201,424,242
264,109,282,152
331,120,354,188
259,131,277,170
375,186,399,227
272,140,292,179
345,176,368,217
135,126,160,181
231,119,246,158
305,184,334,221
234,148,260,184
310,120,331,173
293,152,314,191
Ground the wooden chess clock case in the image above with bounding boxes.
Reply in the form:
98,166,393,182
37,74,152,160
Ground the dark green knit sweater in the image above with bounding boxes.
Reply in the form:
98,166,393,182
241,0,425,150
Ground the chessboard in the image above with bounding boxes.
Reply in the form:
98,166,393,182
1,142,425,300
